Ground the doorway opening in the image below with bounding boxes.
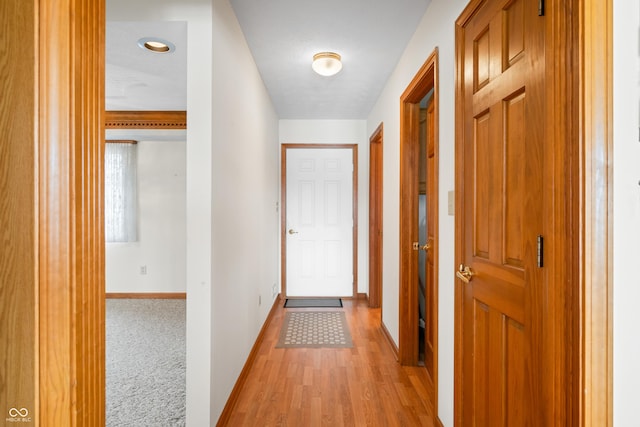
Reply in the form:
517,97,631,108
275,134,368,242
105,20,188,425
398,49,440,391
368,124,383,308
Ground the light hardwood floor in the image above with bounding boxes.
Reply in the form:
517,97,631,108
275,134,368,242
222,299,436,426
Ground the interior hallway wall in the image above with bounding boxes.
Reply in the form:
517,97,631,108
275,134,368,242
211,0,281,421
365,0,471,424
279,120,369,295
106,140,187,294
107,0,214,424
613,0,640,424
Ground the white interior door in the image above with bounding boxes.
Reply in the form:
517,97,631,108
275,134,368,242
286,148,353,297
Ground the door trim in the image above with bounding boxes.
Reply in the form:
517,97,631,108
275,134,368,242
581,0,613,423
398,48,440,397
38,0,106,424
454,0,612,424
368,123,383,308
280,144,358,299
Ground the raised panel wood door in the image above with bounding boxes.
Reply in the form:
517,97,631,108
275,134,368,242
458,0,545,424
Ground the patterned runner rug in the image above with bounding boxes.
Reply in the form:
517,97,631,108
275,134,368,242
276,311,353,348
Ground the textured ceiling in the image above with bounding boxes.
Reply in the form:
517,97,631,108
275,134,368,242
106,21,187,112
105,0,431,119
229,0,431,119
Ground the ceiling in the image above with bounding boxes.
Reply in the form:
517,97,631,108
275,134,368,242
105,0,431,120
106,21,187,112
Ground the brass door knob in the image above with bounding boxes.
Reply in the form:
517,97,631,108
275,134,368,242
288,229,298,235
456,264,474,283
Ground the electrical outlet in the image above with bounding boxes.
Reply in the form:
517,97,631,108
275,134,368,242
140,265,147,275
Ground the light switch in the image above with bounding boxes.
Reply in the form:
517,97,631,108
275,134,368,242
448,191,455,216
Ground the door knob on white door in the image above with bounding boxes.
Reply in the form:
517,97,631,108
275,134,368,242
288,229,299,235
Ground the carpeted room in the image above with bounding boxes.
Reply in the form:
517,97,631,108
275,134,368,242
104,107,188,423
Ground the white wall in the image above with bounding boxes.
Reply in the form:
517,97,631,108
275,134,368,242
108,0,280,422
365,0,470,425
107,0,214,424
106,140,186,293
279,120,369,294
211,0,280,421
613,0,640,424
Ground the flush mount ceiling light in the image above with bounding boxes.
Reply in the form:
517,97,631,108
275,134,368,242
137,37,175,53
312,52,342,76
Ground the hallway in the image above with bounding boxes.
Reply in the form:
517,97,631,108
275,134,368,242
222,299,436,426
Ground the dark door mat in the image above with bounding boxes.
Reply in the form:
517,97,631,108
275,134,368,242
284,298,343,308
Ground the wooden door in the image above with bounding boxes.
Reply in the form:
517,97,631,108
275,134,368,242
284,147,355,297
399,50,439,373
368,124,383,308
457,0,545,424
423,99,436,376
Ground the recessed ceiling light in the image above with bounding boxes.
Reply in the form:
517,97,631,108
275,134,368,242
137,37,175,53
312,52,342,77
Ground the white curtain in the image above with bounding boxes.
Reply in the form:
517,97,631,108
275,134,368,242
105,142,138,242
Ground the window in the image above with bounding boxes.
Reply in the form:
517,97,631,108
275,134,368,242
105,142,138,242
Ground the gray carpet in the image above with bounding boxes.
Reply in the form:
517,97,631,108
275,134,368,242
106,299,186,427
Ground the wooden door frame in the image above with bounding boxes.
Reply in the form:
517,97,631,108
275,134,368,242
37,0,106,424
280,144,358,299
453,0,612,425
398,48,440,389
368,124,384,308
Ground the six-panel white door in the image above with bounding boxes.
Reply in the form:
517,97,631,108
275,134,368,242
286,148,353,297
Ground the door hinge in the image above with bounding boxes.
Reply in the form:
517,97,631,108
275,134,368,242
537,235,544,267
538,0,545,16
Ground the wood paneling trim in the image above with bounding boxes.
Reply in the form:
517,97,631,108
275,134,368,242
580,0,613,424
356,292,369,301
105,110,187,129
105,139,137,144
454,7,478,425
380,320,399,360
38,0,105,425
106,293,187,299
368,123,383,309
216,295,283,426
0,0,38,422
545,0,580,424
352,146,359,299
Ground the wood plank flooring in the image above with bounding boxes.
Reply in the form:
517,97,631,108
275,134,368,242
222,299,436,426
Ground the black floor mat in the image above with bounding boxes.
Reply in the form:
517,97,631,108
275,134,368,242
284,298,343,308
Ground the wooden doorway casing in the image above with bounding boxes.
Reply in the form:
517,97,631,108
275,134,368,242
453,0,613,425
0,0,106,424
398,49,440,391
280,144,358,299
368,124,383,308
